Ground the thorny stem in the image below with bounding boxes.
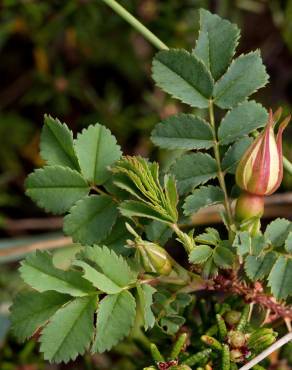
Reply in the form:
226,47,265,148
208,100,235,237
100,0,168,51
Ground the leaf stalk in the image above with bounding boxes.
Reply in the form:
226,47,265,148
100,0,169,51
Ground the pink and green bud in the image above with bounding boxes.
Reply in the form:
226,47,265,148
235,109,290,196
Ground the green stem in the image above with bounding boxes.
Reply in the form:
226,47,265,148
100,0,169,51
283,156,292,176
208,100,235,235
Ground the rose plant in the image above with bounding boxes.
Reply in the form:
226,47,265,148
10,7,292,370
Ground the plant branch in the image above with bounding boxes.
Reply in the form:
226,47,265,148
212,274,292,321
208,100,235,235
100,0,168,51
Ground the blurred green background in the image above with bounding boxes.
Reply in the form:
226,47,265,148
0,0,292,369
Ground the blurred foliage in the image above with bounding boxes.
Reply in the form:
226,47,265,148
0,0,292,216
0,0,292,368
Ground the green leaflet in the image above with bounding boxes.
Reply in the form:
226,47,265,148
264,218,292,247
171,153,217,195
195,228,221,247
10,291,71,342
213,246,234,269
119,200,173,223
145,220,173,246
183,186,224,215
222,137,253,174
268,256,292,299
152,49,214,108
285,231,292,253
93,291,136,353
20,250,94,297
78,245,137,290
151,113,213,150
25,166,89,215
137,284,156,330
40,295,97,363
213,51,269,109
63,195,118,244
193,9,240,80
189,245,213,264
244,252,277,281
40,115,79,170
218,101,268,145
74,261,124,294
101,218,132,255
74,124,122,185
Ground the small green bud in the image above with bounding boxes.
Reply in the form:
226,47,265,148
136,240,172,275
228,331,246,348
224,311,241,326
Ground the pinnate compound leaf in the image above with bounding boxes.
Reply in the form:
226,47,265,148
222,137,253,173
20,250,94,297
189,245,213,264
74,124,122,185
78,246,137,290
40,295,97,363
244,252,277,281
268,256,292,299
93,291,136,353
40,115,79,170
171,153,217,195
264,218,292,247
25,166,89,215
183,186,224,215
214,51,269,109
137,284,156,330
218,101,268,145
152,49,214,108
213,246,234,269
63,195,118,244
151,114,213,150
10,291,71,342
193,9,240,80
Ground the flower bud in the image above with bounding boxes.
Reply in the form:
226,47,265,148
224,311,241,326
228,331,246,348
236,109,290,196
136,240,172,275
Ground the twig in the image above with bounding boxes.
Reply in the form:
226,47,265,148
238,332,292,370
212,274,292,320
100,0,168,50
4,217,62,232
0,236,72,260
